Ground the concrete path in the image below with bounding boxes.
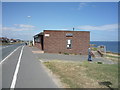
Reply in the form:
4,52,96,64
15,46,58,88
2,46,58,88
31,47,117,64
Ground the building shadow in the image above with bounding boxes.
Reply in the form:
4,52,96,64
98,81,114,90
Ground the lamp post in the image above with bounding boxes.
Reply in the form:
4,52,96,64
27,15,31,46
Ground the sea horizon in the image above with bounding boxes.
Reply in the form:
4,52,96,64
90,41,119,42
90,41,119,53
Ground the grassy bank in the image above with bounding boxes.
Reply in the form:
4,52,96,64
0,42,23,46
44,60,118,88
0,43,11,45
106,54,120,59
104,53,120,62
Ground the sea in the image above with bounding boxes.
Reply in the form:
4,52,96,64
90,41,119,54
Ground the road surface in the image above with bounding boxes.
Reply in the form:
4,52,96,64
1,44,23,61
0,44,58,89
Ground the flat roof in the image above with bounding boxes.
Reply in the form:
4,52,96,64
44,30,90,32
34,30,90,36
33,32,43,37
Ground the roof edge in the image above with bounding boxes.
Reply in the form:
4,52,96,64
44,30,90,32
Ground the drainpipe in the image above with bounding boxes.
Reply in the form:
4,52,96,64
33,37,35,46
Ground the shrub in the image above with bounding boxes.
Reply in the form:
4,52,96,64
97,62,102,64
64,53,69,55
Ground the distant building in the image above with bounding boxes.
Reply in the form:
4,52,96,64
33,30,90,55
10,39,16,43
0,37,10,43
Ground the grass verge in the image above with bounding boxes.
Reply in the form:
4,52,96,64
44,60,118,88
0,42,22,46
104,54,119,62
106,55,120,59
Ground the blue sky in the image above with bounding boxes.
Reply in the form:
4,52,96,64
2,2,118,41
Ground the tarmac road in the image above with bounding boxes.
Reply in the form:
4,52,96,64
1,45,58,89
0,43,24,90
1,43,23,61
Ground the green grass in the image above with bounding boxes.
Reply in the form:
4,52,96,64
91,47,98,51
44,60,118,88
83,61,118,87
64,53,69,55
0,43,11,45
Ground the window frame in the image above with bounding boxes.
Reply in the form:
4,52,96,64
66,39,72,49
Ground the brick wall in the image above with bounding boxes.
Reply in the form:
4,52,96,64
43,30,90,55
34,42,42,50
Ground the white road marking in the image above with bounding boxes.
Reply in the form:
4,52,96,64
10,46,24,89
0,46,21,65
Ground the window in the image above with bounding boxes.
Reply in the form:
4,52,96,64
45,34,50,37
34,38,40,43
67,39,72,49
66,33,73,37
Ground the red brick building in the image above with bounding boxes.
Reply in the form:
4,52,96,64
34,30,90,55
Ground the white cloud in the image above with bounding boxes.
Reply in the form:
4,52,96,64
44,29,69,30
78,3,87,10
2,24,36,39
2,27,34,31
78,2,96,10
2,24,35,31
14,24,35,28
2,30,35,40
79,3,87,8
76,24,118,31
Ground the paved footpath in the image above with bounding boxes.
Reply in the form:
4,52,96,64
2,46,58,88
31,47,117,64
